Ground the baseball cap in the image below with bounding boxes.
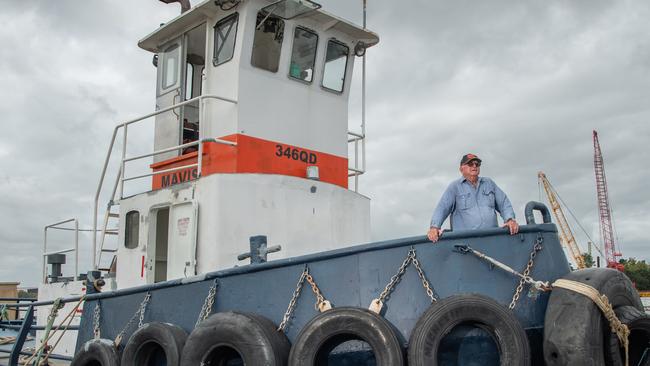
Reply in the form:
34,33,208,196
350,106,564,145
460,153,482,165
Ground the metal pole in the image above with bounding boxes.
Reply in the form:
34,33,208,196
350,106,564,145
94,126,119,273
120,125,128,201
360,0,367,188
198,97,204,177
74,219,79,280
42,228,47,284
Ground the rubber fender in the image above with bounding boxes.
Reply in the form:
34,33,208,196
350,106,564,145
605,306,650,366
544,268,643,366
120,322,187,366
288,307,404,366
408,293,531,366
180,311,290,366
71,338,120,366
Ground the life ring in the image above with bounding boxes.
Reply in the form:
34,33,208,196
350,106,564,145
120,322,187,366
180,311,289,366
408,294,531,366
605,306,650,366
71,339,120,366
544,268,643,365
288,307,404,366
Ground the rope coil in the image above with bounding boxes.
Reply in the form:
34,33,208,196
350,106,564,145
553,279,630,366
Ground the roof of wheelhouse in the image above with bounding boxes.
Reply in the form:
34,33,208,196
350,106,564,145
138,0,380,53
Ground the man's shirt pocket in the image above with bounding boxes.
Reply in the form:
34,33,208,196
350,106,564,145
481,188,496,208
456,193,473,210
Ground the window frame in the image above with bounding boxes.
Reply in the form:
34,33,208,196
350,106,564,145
320,38,350,94
250,10,285,73
213,12,239,67
124,210,140,249
158,42,181,95
287,26,319,84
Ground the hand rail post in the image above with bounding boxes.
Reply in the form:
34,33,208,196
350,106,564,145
198,97,204,177
94,126,120,271
74,219,79,281
9,305,34,365
120,125,128,199
42,227,48,284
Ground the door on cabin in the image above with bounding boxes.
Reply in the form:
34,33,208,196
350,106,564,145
147,202,198,283
153,24,206,163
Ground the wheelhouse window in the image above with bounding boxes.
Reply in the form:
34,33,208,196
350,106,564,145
322,40,349,93
289,27,318,82
124,211,140,249
251,11,285,72
213,13,238,66
160,43,180,90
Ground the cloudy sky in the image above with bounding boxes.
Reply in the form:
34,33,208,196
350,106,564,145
1,0,648,287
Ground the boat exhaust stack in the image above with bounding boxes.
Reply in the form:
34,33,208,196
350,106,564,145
159,0,191,13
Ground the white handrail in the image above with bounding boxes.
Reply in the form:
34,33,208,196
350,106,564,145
42,218,78,283
92,94,238,269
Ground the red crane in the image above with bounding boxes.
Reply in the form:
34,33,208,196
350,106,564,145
593,130,624,271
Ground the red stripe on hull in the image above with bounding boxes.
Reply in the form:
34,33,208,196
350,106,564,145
151,134,348,189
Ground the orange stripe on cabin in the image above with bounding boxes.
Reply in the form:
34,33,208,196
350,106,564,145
150,134,348,190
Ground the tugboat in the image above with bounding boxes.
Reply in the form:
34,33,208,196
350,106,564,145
1,0,648,365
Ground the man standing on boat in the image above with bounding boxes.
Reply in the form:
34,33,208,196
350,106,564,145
427,153,519,243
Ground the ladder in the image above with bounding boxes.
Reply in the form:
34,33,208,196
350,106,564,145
96,168,122,272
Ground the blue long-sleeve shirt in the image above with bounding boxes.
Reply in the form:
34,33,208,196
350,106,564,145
430,176,515,231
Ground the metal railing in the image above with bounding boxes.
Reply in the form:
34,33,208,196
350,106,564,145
348,130,366,192
42,219,79,284
0,299,75,364
348,2,368,193
92,94,238,270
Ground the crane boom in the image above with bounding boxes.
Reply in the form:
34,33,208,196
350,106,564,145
538,172,586,269
593,130,623,270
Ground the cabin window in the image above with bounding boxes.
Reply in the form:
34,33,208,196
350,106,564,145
161,43,180,90
289,27,318,82
124,211,140,249
322,40,349,93
213,13,238,66
251,11,285,72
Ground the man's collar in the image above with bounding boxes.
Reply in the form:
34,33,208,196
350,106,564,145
461,176,482,184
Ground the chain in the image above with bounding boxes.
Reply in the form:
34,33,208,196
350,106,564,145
509,235,544,310
195,280,219,328
376,249,414,304
304,270,331,312
93,302,101,339
277,266,309,332
114,292,151,347
370,247,438,314
412,252,438,302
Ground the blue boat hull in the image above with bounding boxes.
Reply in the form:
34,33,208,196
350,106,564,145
74,222,570,365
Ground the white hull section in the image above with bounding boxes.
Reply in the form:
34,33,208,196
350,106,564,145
36,281,85,357
116,174,370,289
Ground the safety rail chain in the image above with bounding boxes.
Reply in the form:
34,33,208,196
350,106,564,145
92,94,237,270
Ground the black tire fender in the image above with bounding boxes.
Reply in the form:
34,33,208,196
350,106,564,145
71,338,120,366
606,305,650,366
180,311,289,366
408,293,531,366
288,307,404,366
120,322,187,366
544,268,643,366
